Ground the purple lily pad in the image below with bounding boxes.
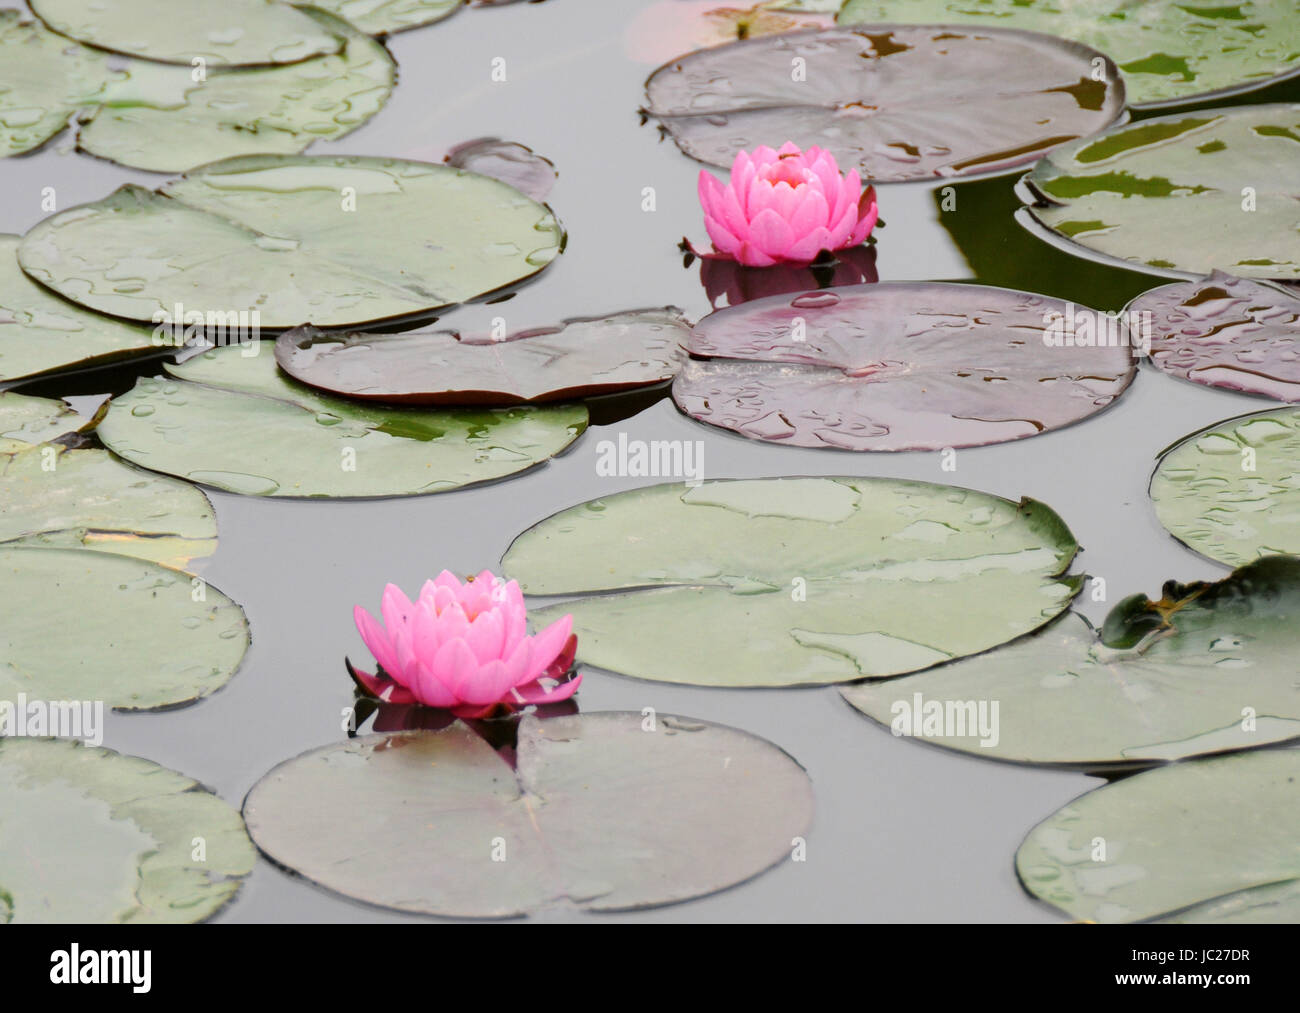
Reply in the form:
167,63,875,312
1127,272,1300,402
644,24,1125,183
672,282,1137,451
444,137,558,202
275,308,690,406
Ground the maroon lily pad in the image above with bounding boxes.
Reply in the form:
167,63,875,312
672,282,1137,451
275,308,690,406
1127,272,1300,402
444,137,558,202
644,24,1125,183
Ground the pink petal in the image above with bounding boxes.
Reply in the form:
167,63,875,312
512,672,583,705
380,583,413,632
786,225,833,263
785,186,830,241
734,241,779,268
540,633,578,681
433,638,485,702
413,658,459,708
348,662,417,705
746,208,798,260
353,606,399,677
465,610,505,664
526,614,573,680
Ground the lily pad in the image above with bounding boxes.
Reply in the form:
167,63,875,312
29,0,343,66
0,444,217,569
444,137,557,202
1127,272,1300,402
643,24,1125,183
1019,104,1300,282
0,392,95,452
502,477,1081,687
243,712,813,917
1158,879,1300,925
75,9,396,174
18,154,564,329
1016,747,1300,923
0,235,159,383
97,345,587,498
0,738,254,923
311,0,462,35
276,308,689,406
839,0,1300,108
672,283,1136,451
0,10,111,157
0,546,249,710
842,556,1300,767
1150,405,1300,567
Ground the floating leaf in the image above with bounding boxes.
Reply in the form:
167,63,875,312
839,0,1300,108
18,154,564,329
1127,272,1300,402
444,137,557,202
1157,879,1300,925
1016,748,1300,923
1151,406,1300,567
0,546,249,710
643,25,1124,183
0,738,253,923
0,392,95,452
672,283,1135,451
29,0,343,66
0,235,159,383
624,0,833,66
243,712,813,917
842,557,1300,767
0,444,217,569
1020,104,1300,281
76,9,396,174
0,10,111,156
311,0,462,35
276,308,689,406
97,345,587,498
502,477,1081,687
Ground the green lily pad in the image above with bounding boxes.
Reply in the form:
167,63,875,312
1016,748,1300,923
1020,104,1300,282
839,0,1300,108
243,712,814,917
1151,405,1300,567
0,738,254,923
502,477,1081,687
0,235,159,384
0,392,96,452
97,345,587,498
0,546,249,710
311,0,463,35
76,9,396,174
1157,879,1300,924
18,154,564,328
0,444,217,570
842,556,1300,767
0,10,112,157
29,0,343,66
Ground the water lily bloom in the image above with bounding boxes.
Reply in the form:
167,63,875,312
350,570,579,717
698,142,878,267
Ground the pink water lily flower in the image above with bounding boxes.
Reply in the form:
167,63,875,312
698,142,878,267
350,570,579,718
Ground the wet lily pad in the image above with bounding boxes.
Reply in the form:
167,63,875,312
0,738,254,923
1016,747,1300,923
243,712,813,917
0,444,217,569
18,154,564,329
1150,406,1300,567
311,0,462,35
276,308,689,406
0,392,95,452
643,24,1125,183
842,556,1300,767
1158,879,1300,925
76,9,396,174
444,137,557,202
1127,272,1300,402
839,0,1300,108
672,283,1136,451
502,477,1081,687
0,235,159,383
1020,104,1300,282
97,345,587,498
0,10,111,156
29,0,343,66
0,546,249,710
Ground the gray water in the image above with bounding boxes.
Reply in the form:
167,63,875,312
5,0,1296,922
